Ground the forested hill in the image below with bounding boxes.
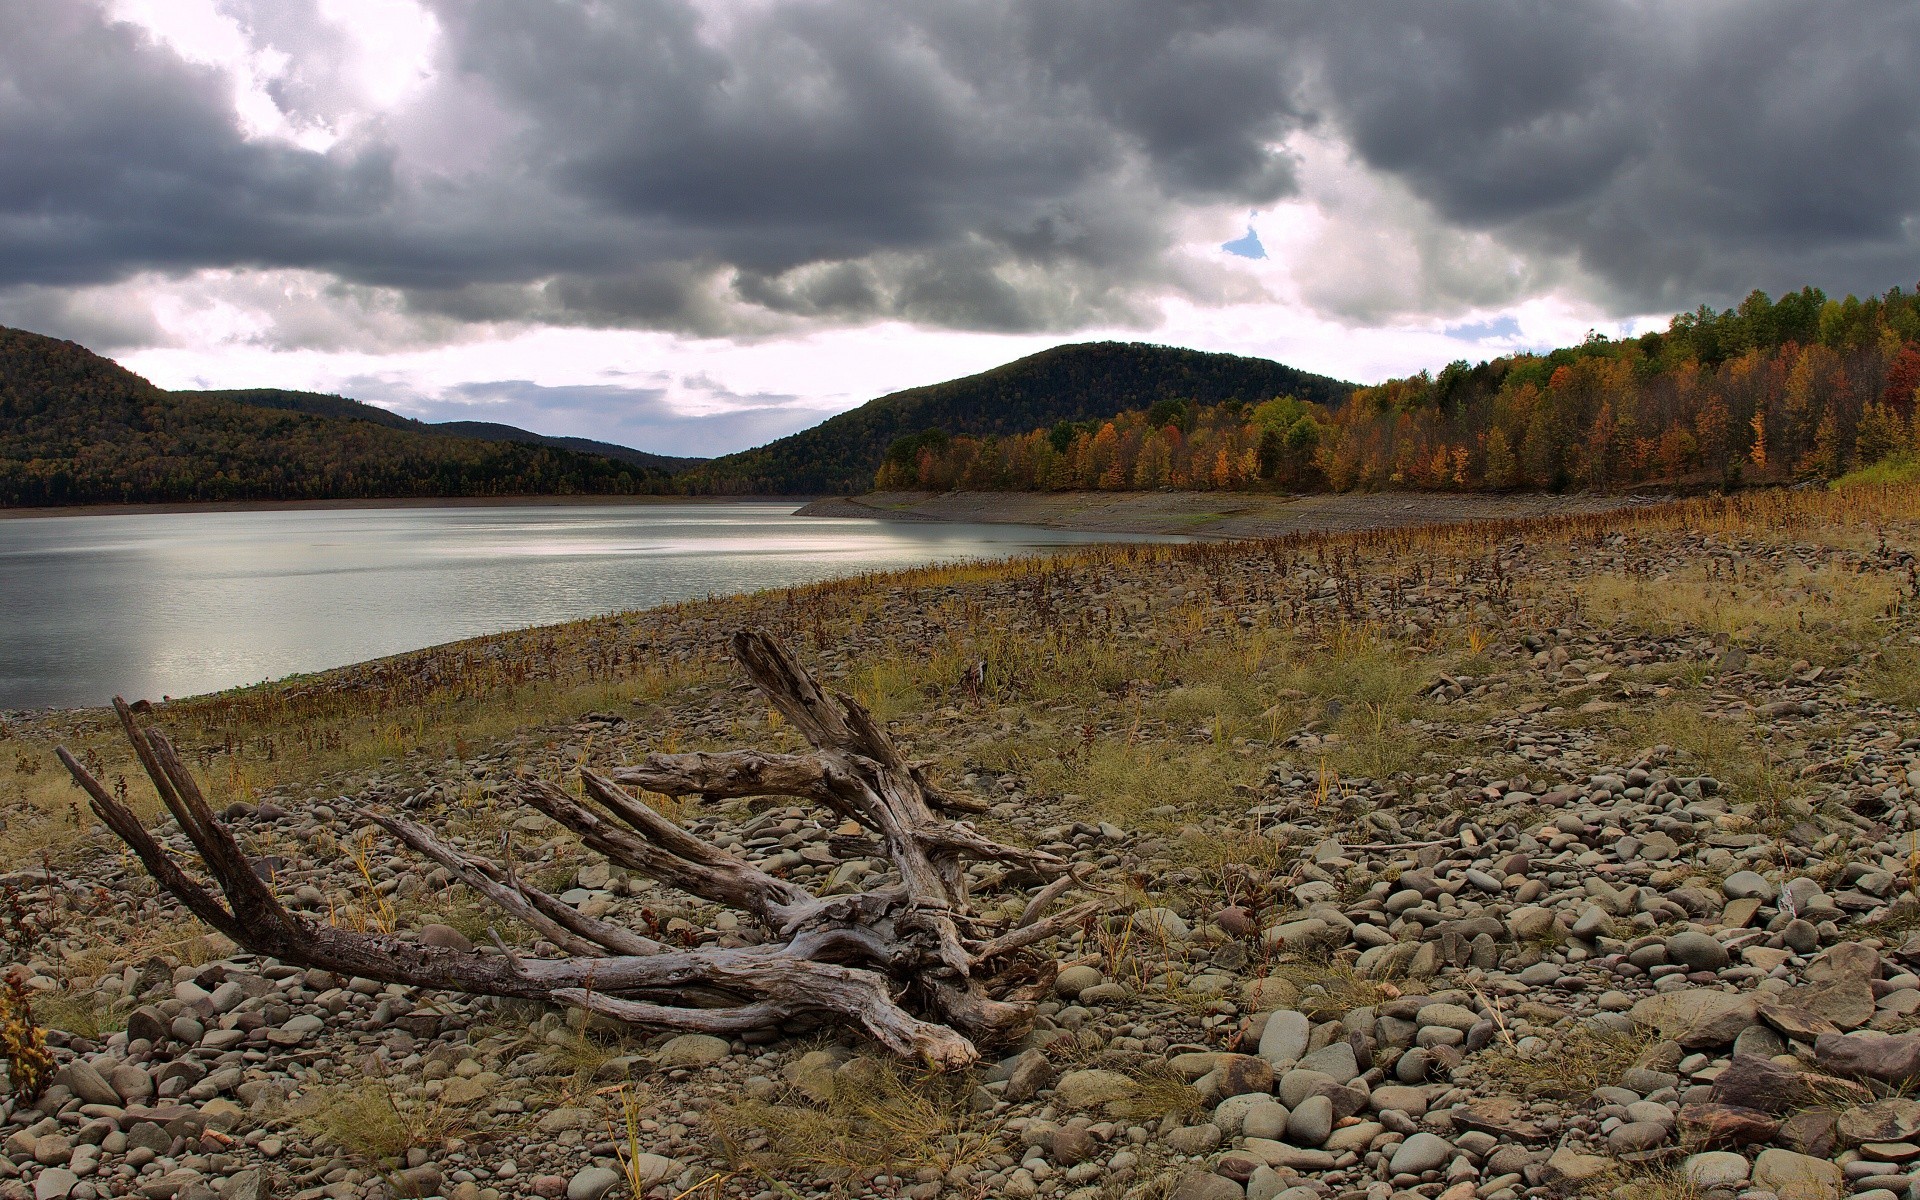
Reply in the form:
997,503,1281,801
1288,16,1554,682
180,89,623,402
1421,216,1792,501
879,285,1920,495
682,342,1353,494
187,388,707,473
0,329,674,506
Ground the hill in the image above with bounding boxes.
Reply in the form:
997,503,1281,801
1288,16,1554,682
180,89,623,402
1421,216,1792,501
682,341,1353,494
0,329,674,506
879,284,1920,495
188,388,706,473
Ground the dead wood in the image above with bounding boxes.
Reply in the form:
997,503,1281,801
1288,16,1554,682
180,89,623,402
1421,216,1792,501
58,629,1099,1067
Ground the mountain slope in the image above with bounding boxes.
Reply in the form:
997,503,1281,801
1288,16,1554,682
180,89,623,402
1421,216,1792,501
189,388,706,473
0,329,672,505
685,341,1353,494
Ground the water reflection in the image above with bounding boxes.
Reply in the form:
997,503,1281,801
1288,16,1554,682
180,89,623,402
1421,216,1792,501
0,502,1175,709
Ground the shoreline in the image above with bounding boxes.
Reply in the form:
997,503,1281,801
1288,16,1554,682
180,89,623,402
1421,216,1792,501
0,493,816,520
795,488,1659,538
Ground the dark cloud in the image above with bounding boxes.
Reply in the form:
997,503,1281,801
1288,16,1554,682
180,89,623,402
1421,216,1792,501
1302,0,1920,309
6,0,1920,345
0,0,398,287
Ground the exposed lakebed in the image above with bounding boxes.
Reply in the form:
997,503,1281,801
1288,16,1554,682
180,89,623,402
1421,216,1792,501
0,500,1175,709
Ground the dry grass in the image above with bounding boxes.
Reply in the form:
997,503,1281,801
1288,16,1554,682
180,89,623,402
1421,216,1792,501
1267,957,1393,1021
29,988,131,1040
709,1057,1001,1192
1583,1161,1710,1200
285,1073,479,1165
1474,1025,1655,1100
1580,558,1902,666
1864,641,1920,709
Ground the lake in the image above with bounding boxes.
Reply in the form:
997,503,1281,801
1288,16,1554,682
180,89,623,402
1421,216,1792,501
0,501,1176,710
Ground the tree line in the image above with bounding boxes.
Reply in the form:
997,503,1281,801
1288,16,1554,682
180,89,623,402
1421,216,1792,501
873,285,1920,494
0,330,672,505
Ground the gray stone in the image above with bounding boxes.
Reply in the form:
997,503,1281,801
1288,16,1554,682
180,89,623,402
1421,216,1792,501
1165,1122,1221,1154
1258,1010,1310,1065
1723,871,1776,901
125,1122,174,1154
1368,1084,1429,1119
62,1060,119,1107
1751,1147,1843,1198
566,1166,623,1200
1608,1119,1670,1153
418,923,474,952
1241,1099,1290,1141
1665,931,1731,972
1683,1151,1751,1189
654,1033,729,1067
1413,1003,1476,1031
1734,1024,1788,1059
1287,1095,1333,1146
1629,989,1756,1048
1055,965,1103,998
1388,1131,1451,1175
34,1169,78,1200
1295,1042,1358,1084
1170,1172,1242,1200
625,1154,678,1190
1244,1165,1288,1200
221,1169,272,1200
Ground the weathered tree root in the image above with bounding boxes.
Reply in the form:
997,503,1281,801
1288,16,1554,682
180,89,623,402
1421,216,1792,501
58,629,1102,1068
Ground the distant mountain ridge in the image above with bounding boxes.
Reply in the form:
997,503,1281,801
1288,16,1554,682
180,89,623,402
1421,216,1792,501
188,388,707,473
683,341,1354,494
0,329,676,506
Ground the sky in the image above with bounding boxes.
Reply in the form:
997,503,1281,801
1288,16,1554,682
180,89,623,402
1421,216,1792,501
6,2,1920,458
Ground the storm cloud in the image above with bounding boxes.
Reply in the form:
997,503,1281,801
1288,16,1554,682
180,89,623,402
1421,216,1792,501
5,0,1920,350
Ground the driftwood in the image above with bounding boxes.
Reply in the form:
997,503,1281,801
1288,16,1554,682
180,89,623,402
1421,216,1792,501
57,629,1100,1067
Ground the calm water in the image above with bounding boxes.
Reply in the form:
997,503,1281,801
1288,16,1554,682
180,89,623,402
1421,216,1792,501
0,502,1174,710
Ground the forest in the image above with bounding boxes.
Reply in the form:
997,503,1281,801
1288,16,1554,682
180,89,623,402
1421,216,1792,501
0,329,672,505
874,285,1920,494
684,341,1350,494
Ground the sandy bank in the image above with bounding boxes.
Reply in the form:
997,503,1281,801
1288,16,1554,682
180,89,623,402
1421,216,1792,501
794,488,1655,538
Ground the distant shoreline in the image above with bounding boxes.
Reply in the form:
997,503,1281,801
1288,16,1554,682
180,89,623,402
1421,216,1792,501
795,488,1655,538
0,494,817,521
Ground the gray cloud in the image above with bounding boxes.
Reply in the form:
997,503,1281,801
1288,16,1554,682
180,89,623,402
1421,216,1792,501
354,376,827,458
6,0,1920,351
1301,0,1920,309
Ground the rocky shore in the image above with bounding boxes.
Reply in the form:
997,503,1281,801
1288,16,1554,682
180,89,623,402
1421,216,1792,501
0,486,1915,1200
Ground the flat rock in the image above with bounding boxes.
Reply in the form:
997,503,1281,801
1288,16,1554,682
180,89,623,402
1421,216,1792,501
654,1033,729,1067
1757,1001,1841,1040
1751,1147,1843,1199
1451,1096,1547,1141
1543,1148,1611,1184
1816,1032,1920,1085
1171,1171,1244,1200
1837,1098,1920,1146
1681,1101,1781,1146
1785,979,1877,1029
1709,1053,1814,1113
536,1106,597,1133
1629,989,1756,1048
